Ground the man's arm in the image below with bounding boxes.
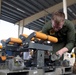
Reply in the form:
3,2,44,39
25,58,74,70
56,20,75,57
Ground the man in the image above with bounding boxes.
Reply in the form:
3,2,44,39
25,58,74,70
42,11,75,57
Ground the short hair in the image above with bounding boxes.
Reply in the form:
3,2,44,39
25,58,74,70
51,11,65,24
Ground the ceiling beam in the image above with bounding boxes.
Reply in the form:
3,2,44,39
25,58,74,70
15,0,76,26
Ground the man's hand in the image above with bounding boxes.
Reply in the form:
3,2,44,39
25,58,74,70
56,47,68,57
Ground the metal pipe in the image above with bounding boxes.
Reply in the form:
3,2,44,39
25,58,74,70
0,0,2,16
63,0,68,19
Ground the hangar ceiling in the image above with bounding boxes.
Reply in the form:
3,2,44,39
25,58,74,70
1,0,76,31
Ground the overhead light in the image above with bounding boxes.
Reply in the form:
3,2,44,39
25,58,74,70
68,8,76,17
38,19,44,23
16,8,25,13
